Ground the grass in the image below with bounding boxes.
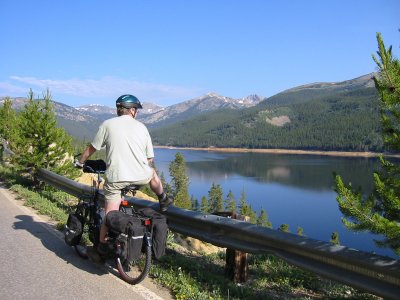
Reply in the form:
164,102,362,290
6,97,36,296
150,246,379,299
0,165,381,300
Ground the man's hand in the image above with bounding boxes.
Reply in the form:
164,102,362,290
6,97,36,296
74,159,84,168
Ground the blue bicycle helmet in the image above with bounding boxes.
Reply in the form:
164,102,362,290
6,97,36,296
116,94,143,109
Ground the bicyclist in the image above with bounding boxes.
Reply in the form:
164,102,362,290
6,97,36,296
75,94,173,256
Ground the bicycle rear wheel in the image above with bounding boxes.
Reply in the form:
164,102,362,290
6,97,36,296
116,243,152,284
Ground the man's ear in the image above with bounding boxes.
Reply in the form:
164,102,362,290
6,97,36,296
131,108,137,118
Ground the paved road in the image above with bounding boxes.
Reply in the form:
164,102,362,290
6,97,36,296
0,185,172,300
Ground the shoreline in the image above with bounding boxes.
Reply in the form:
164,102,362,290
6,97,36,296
155,146,400,158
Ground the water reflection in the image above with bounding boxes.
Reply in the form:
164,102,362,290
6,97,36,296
154,148,398,258
185,152,380,193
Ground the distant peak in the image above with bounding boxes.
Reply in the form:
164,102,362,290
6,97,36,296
242,94,264,101
204,92,223,98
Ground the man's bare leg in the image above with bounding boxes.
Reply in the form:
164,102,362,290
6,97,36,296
149,169,163,195
149,169,174,211
99,200,121,243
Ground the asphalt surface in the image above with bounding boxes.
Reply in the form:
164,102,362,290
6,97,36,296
0,184,173,300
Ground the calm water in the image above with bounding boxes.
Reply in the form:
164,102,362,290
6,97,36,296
154,148,398,259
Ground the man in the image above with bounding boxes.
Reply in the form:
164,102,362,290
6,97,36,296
76,94,173,256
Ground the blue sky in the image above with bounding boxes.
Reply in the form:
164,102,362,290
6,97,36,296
1,1,399,108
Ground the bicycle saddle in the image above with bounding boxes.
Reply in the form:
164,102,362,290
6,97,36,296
121,184,141,195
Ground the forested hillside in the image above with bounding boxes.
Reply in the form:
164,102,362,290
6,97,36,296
2,74,383,151
150,82,383,152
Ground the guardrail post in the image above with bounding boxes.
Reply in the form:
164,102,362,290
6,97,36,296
214,212,249,283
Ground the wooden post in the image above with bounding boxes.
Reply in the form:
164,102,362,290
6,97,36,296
213,212,249,283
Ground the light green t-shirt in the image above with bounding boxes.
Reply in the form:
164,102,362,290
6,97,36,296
91,115,154,183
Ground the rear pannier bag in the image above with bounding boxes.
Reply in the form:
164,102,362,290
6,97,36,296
65,212,84,246
126,221,145,261
138,208,168,259
106,211,145,261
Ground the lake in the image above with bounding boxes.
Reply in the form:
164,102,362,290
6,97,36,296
153,147,398,259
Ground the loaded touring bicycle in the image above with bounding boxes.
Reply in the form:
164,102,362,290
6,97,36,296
65,159,168,284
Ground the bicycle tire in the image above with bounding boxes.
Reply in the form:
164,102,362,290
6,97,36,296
74,243,88,259
116,242,152,284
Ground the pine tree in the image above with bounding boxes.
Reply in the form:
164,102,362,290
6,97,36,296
0,97,18,161
169,152,191,209
0,97,18,142
238,188,247,213
200,196,209,213
12,89,79,183
330,232,340,245
279,224,290,233
225,190,237,213
256,208,272,228
335,33,400,255
238,189,256,223
297,226,304,236
208,183,224,212
191,195,200,211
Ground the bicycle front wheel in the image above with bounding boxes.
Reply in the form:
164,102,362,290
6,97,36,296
74,243,88,258
116,243,152,284
73,203,89,259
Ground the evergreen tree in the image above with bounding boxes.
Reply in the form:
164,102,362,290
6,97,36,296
0,97,18,161
238,188,247,213
279,224,290,233
208,182,224,212
169,152,191,209
238,188,256,223
225,190,236,213
297,226,304,236
0,97,18,143
330,232,340,245
200,196,209,213
12,89,79,183
335,33,400,255
191,195,200,211
256,208,272,228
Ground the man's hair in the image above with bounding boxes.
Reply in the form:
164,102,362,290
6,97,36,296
117,107,135,116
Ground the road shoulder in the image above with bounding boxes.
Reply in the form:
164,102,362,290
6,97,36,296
0,183,174,300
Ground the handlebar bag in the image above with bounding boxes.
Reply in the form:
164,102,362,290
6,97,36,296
83,159,106,173
65,212,84,246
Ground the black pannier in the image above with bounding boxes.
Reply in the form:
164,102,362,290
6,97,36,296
138,208,168,259
106,211,145,261
65,212,84,246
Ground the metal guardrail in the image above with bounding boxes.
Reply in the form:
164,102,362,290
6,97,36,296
38,168,400,299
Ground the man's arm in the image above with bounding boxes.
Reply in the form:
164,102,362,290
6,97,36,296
79,144,97,164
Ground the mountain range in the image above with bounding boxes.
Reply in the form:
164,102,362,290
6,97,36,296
2,92,265,140
148,73,382,151
1,73,383,151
